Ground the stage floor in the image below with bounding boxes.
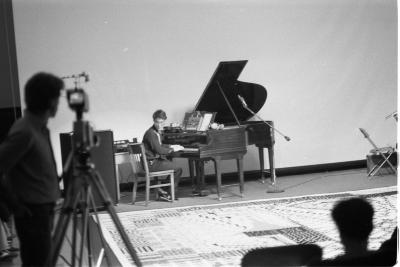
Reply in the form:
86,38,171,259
115,168,397,212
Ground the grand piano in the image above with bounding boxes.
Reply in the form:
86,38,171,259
163,60,275,200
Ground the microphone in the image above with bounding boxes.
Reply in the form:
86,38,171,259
237,95,248,108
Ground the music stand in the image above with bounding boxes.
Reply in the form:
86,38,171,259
359,128,397,177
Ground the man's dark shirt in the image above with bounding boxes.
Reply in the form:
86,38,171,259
0,111,60,204
142,125,172,160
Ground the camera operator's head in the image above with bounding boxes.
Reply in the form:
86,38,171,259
25,72,64,118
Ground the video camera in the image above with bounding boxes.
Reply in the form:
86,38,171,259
67,88,89,116
62,72,89,117
61,72,98,153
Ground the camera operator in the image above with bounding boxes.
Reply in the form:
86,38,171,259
0,72,64,266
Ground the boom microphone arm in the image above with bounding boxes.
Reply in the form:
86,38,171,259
61,72,89,82
237,95,291,141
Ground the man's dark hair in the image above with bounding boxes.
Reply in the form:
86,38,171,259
332,197,374,241
25,72,64,114
153,109,167,120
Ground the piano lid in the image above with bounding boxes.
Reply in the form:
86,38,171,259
194,60,267,125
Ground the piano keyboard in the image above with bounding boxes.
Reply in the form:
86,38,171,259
181,147,199,152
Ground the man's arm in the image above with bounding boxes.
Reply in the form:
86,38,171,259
0,130,33,216
144,130,172,156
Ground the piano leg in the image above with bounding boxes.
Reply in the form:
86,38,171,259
188,159,195,191
236,155,244,197
194,160,207,191
190,160,211,197
200,161,206,186
194,161,201,192
258,146,266,183
266,146,284,193
267,147,276,184
213,156,222,201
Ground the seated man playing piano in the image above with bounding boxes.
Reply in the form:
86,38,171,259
142,109,184,201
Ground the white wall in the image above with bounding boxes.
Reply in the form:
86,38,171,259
12,0,397,176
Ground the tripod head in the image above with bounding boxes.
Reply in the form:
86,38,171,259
72,120,98,166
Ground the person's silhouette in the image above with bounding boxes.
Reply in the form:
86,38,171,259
332,197,374,259
312,198,398,266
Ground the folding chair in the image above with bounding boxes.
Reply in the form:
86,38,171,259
359,128,397,177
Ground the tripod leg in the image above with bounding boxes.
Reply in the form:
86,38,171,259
79,185,92,267
48,183,83,266
71,199,80,267
88,195,112,267
90,170,142,267
49,209,72,266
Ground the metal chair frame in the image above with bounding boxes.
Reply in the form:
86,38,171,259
359,128,397,177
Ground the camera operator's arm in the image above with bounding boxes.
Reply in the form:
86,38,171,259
0,130,33,216
0,130,33,174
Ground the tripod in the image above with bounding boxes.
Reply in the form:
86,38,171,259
49,73,141,265
47,147,142,266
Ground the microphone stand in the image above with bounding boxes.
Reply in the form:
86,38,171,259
238,96,290,193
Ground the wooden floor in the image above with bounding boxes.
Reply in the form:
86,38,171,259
0,167,396,267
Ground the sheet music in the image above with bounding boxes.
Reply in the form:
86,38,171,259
198,113,213,131
183,112,202,131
